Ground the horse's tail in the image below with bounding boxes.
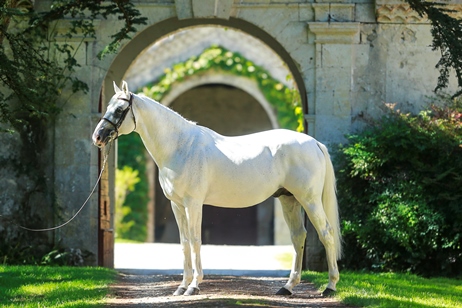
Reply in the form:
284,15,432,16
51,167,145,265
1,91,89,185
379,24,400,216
317,142,342,260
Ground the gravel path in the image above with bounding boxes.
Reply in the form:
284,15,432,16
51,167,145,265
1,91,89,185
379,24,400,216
105,273,354,307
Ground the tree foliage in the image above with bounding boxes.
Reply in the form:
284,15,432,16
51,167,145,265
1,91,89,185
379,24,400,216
406,0,462,97
0,0,147,133
0,0,146,264
336,97,462,276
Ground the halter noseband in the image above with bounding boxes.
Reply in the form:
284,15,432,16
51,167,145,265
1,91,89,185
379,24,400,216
102,93,136,140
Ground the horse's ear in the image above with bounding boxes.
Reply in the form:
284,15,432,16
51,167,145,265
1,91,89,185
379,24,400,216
113,81,122,94
121,80,129,94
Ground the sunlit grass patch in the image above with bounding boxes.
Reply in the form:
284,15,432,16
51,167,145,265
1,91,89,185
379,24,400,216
0,265,117,308
302,270,462,308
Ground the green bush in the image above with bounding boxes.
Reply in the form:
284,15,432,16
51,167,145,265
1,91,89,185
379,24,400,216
116,133,149,242
336,99,462,277
115,166,140,239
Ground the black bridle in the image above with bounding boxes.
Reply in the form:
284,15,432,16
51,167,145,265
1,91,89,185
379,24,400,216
101,93,136,140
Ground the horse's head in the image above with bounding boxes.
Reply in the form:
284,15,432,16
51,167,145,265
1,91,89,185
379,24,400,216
92,81,136,148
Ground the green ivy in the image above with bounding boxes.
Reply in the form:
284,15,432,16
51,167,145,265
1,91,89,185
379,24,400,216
141,45,303,132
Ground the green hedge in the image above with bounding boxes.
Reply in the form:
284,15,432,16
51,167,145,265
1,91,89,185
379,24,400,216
336,98,462,277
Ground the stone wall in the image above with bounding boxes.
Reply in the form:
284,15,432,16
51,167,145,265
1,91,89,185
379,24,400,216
2,0,460,267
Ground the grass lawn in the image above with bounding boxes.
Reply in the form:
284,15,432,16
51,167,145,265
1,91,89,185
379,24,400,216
303,270,462,308
0,265,117,308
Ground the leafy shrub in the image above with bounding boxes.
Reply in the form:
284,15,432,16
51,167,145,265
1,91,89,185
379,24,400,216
115,166,140,239
116,133,149,242
336,99,462,277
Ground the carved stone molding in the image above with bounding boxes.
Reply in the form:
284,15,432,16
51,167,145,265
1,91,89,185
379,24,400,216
376,2,462,23
307,22,360,44
376,3,427,23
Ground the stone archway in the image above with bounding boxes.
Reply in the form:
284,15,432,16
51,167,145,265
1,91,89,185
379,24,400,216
102,17,307,118
94,5,312,267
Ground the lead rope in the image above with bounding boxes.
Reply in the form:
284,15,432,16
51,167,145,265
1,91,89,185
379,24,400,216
0,142,112,232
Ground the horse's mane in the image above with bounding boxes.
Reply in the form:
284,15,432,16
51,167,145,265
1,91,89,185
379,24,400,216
136,93,197,125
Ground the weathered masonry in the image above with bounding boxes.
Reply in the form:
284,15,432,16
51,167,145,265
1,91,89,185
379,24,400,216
1,0,458,269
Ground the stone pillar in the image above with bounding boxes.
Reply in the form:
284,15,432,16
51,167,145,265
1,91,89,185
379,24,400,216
51,19,101,264
305,10,359,271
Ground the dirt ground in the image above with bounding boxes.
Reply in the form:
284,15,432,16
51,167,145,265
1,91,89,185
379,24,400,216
105,273,354,307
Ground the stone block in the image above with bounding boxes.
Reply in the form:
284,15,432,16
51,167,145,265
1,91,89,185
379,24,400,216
314,114,350,144
321,44,353,68
315,0,345,3
312,3,329,22
299,3,314,21
316,67,352,93
330,4,355,22
315,90,351,118
290,43,315,75
274,21,309,54
191,0,233,19
175,0,192,19
356,3,376,23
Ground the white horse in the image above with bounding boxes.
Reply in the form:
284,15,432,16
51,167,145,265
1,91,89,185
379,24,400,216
92,81,342,297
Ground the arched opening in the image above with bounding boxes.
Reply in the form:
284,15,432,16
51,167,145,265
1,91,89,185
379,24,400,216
103,18,307,113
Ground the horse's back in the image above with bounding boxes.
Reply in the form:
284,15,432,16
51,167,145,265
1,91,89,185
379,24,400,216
203,128,315,151
193,128,323,207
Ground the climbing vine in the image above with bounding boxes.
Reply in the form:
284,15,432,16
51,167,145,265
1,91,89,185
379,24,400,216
141,45,304,132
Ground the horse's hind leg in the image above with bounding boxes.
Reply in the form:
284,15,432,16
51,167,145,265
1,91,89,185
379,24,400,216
299,196,339,295
276,195,306,295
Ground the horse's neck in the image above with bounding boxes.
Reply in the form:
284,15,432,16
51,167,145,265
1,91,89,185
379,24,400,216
133,96,192,167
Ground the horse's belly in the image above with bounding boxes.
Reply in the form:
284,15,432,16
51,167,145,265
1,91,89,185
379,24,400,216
204,175,279,208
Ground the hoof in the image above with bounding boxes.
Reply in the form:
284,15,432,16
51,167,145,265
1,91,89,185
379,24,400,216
322,287,336,297
276,287,292,296
184,286,200,296
173,286,187,296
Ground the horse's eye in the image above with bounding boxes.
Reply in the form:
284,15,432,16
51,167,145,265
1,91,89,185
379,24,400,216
116,107,123,114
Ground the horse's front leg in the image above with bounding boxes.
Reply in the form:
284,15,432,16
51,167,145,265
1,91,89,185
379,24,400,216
170,202,193,296
183,202,204,295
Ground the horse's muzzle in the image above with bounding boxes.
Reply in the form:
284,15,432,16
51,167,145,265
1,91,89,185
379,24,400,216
92,127,115,148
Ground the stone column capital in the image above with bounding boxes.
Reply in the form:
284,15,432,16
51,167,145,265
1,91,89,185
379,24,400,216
307,22,360,44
